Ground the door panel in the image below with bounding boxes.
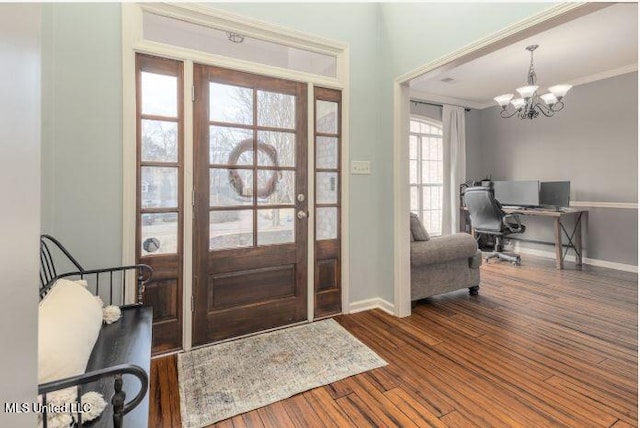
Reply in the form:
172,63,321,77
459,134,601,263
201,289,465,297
193,64,308,345
314,87,342,319
135,54,184,354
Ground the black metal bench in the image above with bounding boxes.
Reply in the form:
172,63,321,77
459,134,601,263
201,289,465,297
38,235,153,427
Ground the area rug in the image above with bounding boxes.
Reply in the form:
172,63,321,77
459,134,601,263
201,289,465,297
177,319,387,427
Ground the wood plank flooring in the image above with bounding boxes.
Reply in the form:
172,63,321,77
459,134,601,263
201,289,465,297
149,256,638,427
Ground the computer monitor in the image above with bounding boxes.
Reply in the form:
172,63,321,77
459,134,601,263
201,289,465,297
492,180,540,207
540,181,570,208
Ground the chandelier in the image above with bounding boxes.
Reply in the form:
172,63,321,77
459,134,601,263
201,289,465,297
493,45,572,119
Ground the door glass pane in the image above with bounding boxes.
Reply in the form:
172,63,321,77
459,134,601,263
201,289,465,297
143,12,337,78
209,209,253,250
210,168,253,207
141,120,178,162
257,170,294,205
316,172,338,204
316,136,338,169
257,208,295,246
141,167,178,209
209,82,253,125
210,126,253,166
257,90,295,129
257,131,295,167
141,213,178,255
141,72,177,117
316,207,337,240
316,100,338,134
410,120,420,133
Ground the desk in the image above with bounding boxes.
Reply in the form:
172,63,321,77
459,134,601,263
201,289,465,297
501,207,588,270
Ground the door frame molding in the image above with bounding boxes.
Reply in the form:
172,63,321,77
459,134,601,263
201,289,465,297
392,3,610,318
122,4,350,351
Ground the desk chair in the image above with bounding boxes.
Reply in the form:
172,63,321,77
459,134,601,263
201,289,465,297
463,186,526,265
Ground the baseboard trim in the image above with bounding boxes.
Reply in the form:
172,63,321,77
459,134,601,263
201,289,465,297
510,242,638,273
349,298,396,316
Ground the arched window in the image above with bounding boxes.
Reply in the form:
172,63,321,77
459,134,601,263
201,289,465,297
409,117,443,236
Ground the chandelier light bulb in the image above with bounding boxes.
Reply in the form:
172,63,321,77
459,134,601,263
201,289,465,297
540,93,558,106
511,98,526,110
493,94,514,107
516,85,538,100
548,84,572,100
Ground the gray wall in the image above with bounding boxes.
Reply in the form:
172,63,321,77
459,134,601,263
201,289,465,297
467,72,638,266
0,4,40,426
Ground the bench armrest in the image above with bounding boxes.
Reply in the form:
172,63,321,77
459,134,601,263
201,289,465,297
41,264,152,305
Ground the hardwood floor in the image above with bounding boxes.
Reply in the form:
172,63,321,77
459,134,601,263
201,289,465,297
149,256,638,427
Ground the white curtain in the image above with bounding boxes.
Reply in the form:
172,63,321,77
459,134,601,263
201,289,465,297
442,105,466,235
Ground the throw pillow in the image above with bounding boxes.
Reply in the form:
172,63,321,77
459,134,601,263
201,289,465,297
410,213,430,241
38,278,103,384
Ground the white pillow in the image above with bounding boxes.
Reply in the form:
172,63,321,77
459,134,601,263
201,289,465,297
38,278,103,384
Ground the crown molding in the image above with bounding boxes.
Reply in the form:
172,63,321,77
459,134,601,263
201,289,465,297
568,63,638,87
459,64,639,111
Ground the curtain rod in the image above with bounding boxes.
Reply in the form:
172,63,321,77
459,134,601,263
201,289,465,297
411,99,471,112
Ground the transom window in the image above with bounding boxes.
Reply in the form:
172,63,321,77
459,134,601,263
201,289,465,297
409,117,443,236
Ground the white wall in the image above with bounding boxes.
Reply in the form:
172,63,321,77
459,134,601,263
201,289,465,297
0,4,40,426
209,2,386,305
206,2,557,304
41,3,560,310
41,4,123,269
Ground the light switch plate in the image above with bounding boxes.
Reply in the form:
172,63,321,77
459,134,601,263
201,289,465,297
351,160,371,175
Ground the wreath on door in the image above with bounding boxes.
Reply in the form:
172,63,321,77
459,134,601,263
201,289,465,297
227,138,280,198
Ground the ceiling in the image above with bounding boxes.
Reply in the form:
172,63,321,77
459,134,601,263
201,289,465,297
410,3,638,109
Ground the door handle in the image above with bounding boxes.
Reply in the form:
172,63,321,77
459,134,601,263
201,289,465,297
297,210,308,220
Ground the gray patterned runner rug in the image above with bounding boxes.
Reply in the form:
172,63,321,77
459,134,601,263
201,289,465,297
178,318,387,427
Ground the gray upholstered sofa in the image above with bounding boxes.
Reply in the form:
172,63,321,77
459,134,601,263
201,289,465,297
410,213,482,301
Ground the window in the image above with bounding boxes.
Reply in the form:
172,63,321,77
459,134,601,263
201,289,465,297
409,117,443,236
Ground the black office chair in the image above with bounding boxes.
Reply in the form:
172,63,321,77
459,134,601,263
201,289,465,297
463,186,526,265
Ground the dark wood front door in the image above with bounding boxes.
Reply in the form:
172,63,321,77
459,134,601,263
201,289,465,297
193,64,308,345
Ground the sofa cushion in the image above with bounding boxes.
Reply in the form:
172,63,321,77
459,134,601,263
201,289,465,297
410,213,430,241
410,233,479,266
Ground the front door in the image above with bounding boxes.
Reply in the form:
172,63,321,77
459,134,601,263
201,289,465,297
193,64,308,345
